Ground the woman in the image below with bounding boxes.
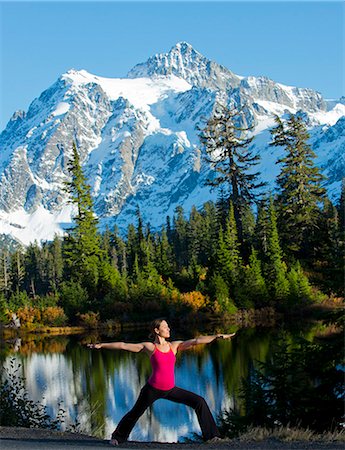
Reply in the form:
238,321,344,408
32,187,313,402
88,318,236,446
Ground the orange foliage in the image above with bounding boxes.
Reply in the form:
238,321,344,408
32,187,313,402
41,307,67,326
15,306,41,326
76,311,100,328
180,291,208,311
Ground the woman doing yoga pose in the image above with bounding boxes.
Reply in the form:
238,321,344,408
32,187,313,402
87,318,236,446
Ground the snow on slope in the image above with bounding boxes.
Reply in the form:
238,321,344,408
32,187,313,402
62,69,191,112
0,42,344,245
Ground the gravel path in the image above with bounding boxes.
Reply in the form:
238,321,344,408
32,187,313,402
0,427,343,450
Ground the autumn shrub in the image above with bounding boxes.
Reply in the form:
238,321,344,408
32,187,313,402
41,307,67,326
180,291,208,311
15,306,41,327
76,311,100,329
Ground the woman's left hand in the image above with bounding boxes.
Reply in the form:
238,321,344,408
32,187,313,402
217,333,236,339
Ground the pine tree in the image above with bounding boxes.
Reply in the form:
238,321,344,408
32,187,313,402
201,201,219,263
240,248,268,307
254,197,270,259
126,224,137,275
47,236,63,292
200,104,265,242
215,184,229,230
270,114,326,255
337,178,345,234
136,205,146,268
173,206,188,269
287,260,312,304
63,142,103,295
187,206,203,264
265,198,289,303
0,251,10,294
156,227,174,277
9,251,25,293
215,203,242,292
316,196,344,294
111,226,127,275
24,242,40,297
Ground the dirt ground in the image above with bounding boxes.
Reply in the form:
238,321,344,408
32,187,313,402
0,427,344,450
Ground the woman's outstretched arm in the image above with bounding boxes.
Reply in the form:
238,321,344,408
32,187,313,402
173,333,236,351
87,341,154,353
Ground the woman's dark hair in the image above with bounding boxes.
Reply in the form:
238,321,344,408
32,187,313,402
149,318,166,340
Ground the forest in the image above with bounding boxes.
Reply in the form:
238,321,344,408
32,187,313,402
0,110,343,329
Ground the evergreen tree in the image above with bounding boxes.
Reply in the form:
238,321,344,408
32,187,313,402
126,224,137,275
111,226,127,275
47,236,63,292
215,184,229,230
214,203,242,293
187,206,203,264
200,104,265,242
208,273,237,313
172,206,188,269
0,251,10,294
265,198,289,303
201,201,219,264
24,242,41,297
136,205,146,268
270,114,326,255
156,227,174,277
287,261,313,304
316,197,344,294
63,142,103,295
9,251,25,293
254,197,270,260
238,248,268,308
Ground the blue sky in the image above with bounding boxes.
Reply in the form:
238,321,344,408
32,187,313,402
0,1,343,130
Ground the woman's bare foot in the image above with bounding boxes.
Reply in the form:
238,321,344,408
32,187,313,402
109,438,119,446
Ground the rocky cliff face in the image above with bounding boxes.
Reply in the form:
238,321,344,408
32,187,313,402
0,42,344,245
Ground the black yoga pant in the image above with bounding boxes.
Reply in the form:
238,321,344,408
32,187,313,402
112,383,221,442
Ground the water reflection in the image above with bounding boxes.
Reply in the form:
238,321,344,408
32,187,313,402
0,325,318,442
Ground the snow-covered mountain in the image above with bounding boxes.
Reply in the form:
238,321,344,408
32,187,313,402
0,42,344,245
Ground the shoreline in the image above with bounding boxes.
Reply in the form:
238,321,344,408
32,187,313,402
0,301,341,338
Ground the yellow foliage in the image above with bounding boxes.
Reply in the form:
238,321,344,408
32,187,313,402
16,306,41,325
180,291,208,310
76,311,100,328
41,307,67,326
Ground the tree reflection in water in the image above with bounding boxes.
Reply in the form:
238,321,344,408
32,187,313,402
1,324,320,442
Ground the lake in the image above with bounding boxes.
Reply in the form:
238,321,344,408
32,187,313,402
1,322,322,442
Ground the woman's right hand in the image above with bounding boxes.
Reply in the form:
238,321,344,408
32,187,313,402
87,343,102,349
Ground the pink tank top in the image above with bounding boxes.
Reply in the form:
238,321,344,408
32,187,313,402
148,344,176,390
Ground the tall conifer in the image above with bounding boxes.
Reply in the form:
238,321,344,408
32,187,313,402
265,198,289,302
270,114,325,254
63,142,102,293
200,104,265,242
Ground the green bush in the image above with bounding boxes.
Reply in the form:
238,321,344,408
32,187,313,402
0,359,75,430
218,333,344,437
59,281,89,320
7,291,31,310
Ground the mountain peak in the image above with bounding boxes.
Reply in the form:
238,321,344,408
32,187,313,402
168,41,200,56
127,42,241,90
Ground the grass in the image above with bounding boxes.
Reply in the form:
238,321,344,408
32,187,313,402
237,426,345,443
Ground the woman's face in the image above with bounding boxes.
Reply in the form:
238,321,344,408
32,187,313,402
156,320,170,339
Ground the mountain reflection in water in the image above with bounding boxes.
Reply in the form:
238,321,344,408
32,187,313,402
2,326,315,442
